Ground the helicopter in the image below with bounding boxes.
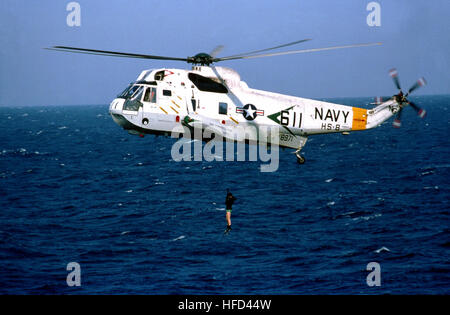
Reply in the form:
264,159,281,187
47,39,427,164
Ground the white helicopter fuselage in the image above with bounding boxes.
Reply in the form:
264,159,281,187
109,66,400,150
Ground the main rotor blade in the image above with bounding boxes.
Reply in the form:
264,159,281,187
209,45,225,58
407,77,427,95
215,42,382,62
389,68,402,91
46,46,189,62
221,38,312,59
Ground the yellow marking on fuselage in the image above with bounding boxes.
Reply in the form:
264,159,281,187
229,116,239,124
159,107,168,114
170,106,179,114
171,100,180,108
352,107,367,130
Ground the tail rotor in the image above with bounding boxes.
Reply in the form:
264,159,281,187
387,68,427,128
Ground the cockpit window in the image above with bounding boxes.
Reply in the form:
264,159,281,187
123,86,144,111
117,84,140,99
188,73,228,93
130,86,144,99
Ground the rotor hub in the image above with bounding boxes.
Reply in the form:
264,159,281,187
188,53,214,66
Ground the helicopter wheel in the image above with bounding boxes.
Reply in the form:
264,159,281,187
296,155,306,164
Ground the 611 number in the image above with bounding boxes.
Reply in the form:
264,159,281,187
280,110,302,128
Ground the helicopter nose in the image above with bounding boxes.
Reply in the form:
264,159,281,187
109,98,125,114
109,98,134,129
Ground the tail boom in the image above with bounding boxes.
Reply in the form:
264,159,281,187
363,99,400,130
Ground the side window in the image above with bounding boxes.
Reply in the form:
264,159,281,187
163,90,172,96
154,71,165,81
150,88,157,103
219,102,227,115
143,88,151,102
191,99,197,111
143,87,157,103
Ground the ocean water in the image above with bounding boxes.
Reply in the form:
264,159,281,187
0,95,449,294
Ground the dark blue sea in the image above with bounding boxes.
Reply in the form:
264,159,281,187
0,95,449,294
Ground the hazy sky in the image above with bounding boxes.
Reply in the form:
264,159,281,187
0,0,448,106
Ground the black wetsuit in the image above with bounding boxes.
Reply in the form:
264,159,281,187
225,194,236,212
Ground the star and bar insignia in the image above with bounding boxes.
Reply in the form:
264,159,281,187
236,104,264,121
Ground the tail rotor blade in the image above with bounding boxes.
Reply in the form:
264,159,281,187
374,96,392,105
389,68,402,90
407,77,427,95
408,101,427,118
375,96,383,105
393,108,403,128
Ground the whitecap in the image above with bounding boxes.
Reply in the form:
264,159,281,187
353,213,381,221
121,231,131,235
361,180,377,184
125,190,133,193
325,178,334,183
375,246,390,253
36,130,43,135
58,126,67,130
172,235,185,241
326,201,335,206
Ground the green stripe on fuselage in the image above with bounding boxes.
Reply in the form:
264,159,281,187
267,106,295,136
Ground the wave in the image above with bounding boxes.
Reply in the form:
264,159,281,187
0,148,51,157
